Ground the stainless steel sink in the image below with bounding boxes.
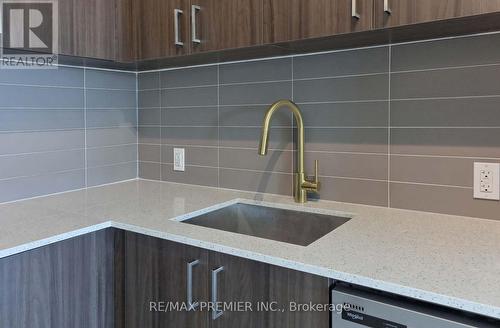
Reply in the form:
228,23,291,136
179,202,351,246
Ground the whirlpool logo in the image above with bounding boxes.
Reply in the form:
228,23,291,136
0,0,58,68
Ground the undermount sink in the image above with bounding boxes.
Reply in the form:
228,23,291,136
177,201,352,246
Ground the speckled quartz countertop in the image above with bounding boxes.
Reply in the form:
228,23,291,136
1,179,499,319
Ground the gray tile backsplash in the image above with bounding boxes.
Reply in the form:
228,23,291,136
139,32,500,219
3,32,499,219
0,67,137,203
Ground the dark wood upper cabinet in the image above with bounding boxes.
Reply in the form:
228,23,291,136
374,0,500,28
263,0,374,44
136,0,191,60
58,0,117,60
191,0,263,53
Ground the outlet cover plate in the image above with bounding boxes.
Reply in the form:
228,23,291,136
473,162,499,200
173,148,185,172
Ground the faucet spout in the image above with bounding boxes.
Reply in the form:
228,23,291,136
258,99,319,203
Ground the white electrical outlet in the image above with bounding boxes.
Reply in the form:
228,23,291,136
474,162,499,200
173,148,185,172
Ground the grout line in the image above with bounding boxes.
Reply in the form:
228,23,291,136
136,71,139,178
217,64,221,189
0,167,86,182
391,94,500,101
291,56,295,193
388,44,392,208
86,160,138,170
390,180,472,190
158,72,162,181
83,68,88,188
0,178,138,206
391,61,500,75
390,154,500,160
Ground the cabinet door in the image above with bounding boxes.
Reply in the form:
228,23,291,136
124,232,209,328
0,229,121,328
374,0,500,28
263,0,374,44
191,0,263,53
208,252,269,328
269,267,330,328
136,0,191,60
58,0,117,60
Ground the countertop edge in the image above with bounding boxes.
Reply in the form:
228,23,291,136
1,219,498,320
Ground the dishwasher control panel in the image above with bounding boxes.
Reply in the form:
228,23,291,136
331,285,498,328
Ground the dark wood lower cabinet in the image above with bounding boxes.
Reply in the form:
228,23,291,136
0,228,123,328
0,229,330,328
124,231,209,328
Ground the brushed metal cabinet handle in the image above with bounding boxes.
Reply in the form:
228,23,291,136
174,9,184,46
352,0,360,19
191,5,201,44
384,0,392,14
187,259,200,311
211,266,224,320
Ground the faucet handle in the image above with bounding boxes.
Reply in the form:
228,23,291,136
304,160,320,191
313,160,319,185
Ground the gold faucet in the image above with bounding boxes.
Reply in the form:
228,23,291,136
258,99,320,203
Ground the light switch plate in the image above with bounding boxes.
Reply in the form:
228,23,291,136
173,148,185,172
473,162,499,200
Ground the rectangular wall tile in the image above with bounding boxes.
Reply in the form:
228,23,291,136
319,177,388,206
304,152,388,180
220,127,293,150
0,85,83,108
138,126,161,144
219,105,291,127
0,130,84,155
220,148,292,173
391,33,500,71
87,144,137,168
220,58,292,84
220,81,292,105
390,156,500,188
138,89,161,108
390,128,500,158
300,102,388,127
162,127,218,147
390,183,500,221
139,108,161,126
162,145,218,167
391,98,500,127
86,127,137,148
139,162,161,180
0,150,84,180
86,89,136,108
161,107,218,126
86,108,137,128
0,109,83,131
161,66,217,88
305,128,388,153
162,86,217,107
161,164,218,187
219,168,292,196
85,70,136,90
391,65,500,99
294,46,389,79
87,162,136,187
139,144,161,163
294,74,388,102
0,66,83,87
0,170,85,203
138,72,160,90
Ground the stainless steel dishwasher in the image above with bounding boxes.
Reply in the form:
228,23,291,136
331,284,499,328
